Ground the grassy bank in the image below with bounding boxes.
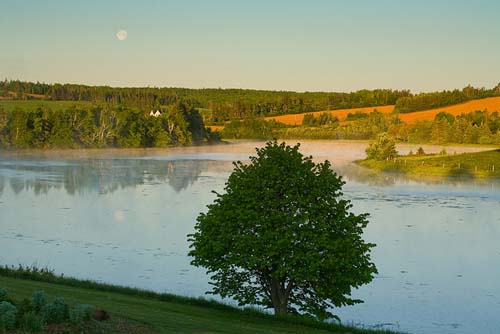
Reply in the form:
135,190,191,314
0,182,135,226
358,149,500,179
0,267,398,334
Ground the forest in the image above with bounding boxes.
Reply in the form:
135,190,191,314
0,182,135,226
0,101,217,149
2,80,500,148
0,80,407,122
394,85,500,113
2,81,500,123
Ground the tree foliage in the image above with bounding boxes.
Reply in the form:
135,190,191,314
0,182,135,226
3,80,500,146
365,132,398,160
4,80,500,123
188,141,377,319
221,118,281,139
301,112,338,126
243,110,500,145
0,101,216,149
0,80,411,122
394,85,500,113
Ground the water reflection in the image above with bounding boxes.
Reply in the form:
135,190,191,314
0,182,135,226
339,163,500,189
0,159,234,196
1,156,498,197
1,142,500,334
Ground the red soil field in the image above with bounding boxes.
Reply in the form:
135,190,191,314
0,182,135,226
398,96,500,124
204,97,500,131
265,105,395,125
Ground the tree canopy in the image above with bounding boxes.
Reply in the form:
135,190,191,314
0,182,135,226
365,132,398,160
0,101,217,149
0,80,411,122
188,141,377,320
3,80,500,123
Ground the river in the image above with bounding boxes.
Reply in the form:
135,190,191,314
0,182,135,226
0,141,499,334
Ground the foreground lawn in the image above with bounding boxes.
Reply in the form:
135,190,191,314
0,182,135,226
0,273,397,334
358,149,500,179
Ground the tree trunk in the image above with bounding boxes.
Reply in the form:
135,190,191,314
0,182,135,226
273,302,287,315
269,278,293,315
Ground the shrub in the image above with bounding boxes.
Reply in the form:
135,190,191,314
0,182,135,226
0,301,18,330
22,311,44,333
69,304,94,326
16,298,34,327
32,290,48,313
43,297,69,324
478,135,494,144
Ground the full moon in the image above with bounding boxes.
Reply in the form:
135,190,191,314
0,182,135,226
116,30,128,41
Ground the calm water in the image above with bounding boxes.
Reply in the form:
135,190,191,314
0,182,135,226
1,141,499,334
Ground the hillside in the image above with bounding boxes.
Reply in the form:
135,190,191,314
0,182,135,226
265,105,395,125
262,96,500,127
0,269,396,334
3,80,499,125
397,96,500,124
5,97,500,128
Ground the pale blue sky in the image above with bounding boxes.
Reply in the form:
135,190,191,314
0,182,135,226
1,0,499,92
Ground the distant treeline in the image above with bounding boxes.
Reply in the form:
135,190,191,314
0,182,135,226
0,101,218,149
3,80,500,122
221,110,500,145
0,80,408,122
395,85,500,113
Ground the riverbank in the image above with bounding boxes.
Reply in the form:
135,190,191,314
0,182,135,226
357,149,500,179
0,267,398,334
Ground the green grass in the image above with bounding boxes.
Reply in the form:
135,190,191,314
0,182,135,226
358,149,500,179
0,267,400,334
0,100,92,111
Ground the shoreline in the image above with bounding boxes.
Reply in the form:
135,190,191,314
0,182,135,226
1,139,496,154
0,266,400,334
357,149,500,180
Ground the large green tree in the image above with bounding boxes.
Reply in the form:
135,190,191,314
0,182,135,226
188,141,377,320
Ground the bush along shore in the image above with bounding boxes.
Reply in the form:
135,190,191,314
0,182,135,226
0,265,401,334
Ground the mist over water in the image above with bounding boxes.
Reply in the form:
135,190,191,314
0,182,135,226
1,141,499,334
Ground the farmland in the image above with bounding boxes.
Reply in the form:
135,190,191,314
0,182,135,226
397,96,500,124
265,105,394,125
263,96,500,126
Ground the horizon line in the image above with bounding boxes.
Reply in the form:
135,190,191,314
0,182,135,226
3,77,499,95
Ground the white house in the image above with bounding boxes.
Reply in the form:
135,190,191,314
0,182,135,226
149,110,163,117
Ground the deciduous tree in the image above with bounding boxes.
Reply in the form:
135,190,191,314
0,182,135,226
189,141,377,319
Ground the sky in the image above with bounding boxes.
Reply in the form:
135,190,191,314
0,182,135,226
1,0,499,92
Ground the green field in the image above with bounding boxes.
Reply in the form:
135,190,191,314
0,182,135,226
0,269,397,334
0,100,92,111
358,149,500,179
